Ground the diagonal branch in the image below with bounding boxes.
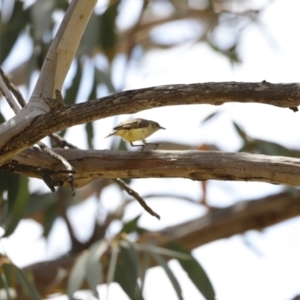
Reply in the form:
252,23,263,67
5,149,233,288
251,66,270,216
0,0,97,164
113,178,160,220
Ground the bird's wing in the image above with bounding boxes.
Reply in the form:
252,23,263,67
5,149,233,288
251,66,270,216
113,118,149,130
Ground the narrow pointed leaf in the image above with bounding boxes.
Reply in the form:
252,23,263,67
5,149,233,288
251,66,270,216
68,251,89,300
64,60,82,105
135,244,191,260
232,121,248,142
115,240,143,300
86,240,109,299
168,243,215,300
150,252,183,300
106,244,119,300
200,111,221,124
3,176,29,237
0,273,12,300
0,1,30,64
119,215,141,234
14,266,41,300
85,68,97,149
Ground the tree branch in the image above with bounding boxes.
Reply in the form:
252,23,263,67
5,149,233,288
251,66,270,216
0,0,97,164
1,81,300,165
161,191,300,248
3,148,300,188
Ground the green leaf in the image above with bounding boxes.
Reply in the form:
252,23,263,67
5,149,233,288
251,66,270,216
30,0,55,42
0,273,12,300
0,169,20,219
150,251,183,300
0,169,19,202
168,243,215,300
95,68,116,94
86,240,109,299
135,244,191,260
120,215,141,234
200,111,221,125
3,176,29,237
232,121,248,142
249,139,299,157
106,244,119,299
14,266,41,300
24,192,56,217
115,240,143,300
60,60,83,137
0,1,30,64
42,203,59,238
84,68,97,149
85,122,94,149
78,12,101,57
99,1,121,56
64,60,82,105
68,251,89,300
0,112,5,123
140,250,150,294
1,261,15,287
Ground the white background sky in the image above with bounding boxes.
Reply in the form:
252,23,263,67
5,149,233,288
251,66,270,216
2,0,300,299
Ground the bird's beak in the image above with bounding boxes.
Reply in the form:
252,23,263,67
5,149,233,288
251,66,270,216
160,126,166,130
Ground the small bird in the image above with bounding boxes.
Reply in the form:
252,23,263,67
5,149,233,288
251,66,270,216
105,118,165,149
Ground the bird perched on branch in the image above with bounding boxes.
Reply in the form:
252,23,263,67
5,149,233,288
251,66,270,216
105,118,165,149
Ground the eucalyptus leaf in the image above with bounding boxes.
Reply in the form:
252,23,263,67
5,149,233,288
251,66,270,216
14,266,41,300
150,251,183,300
134,244,191,260
85,68,97,149
0,0,30,64
64,60,83,105
30,0,55,41
0,273,12,300
200,111,221,125
106,245,119,300
86,240,109,299
3,176,29,237
119,214,141,234
168,243,215,300
115,240,143,300
68,251,89,300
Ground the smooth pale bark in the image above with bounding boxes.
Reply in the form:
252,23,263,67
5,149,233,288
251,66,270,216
0,0,97,164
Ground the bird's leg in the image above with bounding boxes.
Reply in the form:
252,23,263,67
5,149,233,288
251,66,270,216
142,141,160,150
130,140,160,151
130,141,145,151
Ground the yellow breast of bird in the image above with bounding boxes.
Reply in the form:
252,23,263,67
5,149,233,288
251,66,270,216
116,128,153,142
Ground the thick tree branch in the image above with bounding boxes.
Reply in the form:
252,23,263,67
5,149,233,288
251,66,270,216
1,81,300,165
3,148,300,187
161,191,300,248
22,191,300,298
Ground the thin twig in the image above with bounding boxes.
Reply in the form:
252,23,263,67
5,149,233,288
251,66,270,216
113,178,160,220
38,141,76,195
0,68,26,108
49,133,78,149
0,68,21,113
